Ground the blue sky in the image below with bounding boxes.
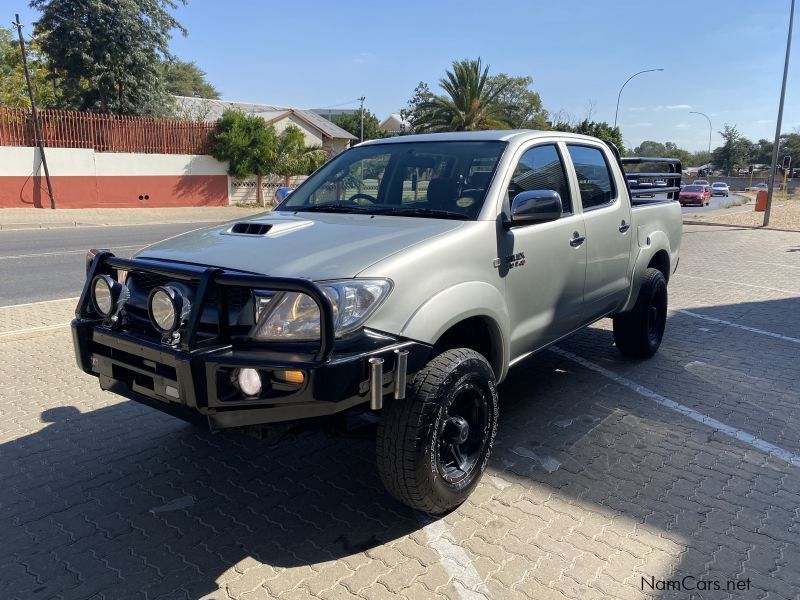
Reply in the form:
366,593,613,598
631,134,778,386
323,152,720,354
15,0,798,152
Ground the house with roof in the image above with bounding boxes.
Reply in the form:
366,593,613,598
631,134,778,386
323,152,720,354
174,96,358,156
380,113,409,135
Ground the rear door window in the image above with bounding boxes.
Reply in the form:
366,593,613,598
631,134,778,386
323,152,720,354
566,145,616,210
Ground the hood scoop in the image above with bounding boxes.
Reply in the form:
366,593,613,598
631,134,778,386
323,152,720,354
230,222,272,235
224,218,314,237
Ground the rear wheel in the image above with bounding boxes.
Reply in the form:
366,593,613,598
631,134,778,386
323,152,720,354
613,268,668,358
376,348,498,514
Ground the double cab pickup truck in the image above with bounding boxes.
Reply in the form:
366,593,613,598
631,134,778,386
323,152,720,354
73,130,682,514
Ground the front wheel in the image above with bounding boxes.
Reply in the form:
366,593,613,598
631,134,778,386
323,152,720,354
376,348,499,514
612,267,668,358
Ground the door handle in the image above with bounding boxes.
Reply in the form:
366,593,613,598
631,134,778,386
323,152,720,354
619,221,631,233
569,234,586,247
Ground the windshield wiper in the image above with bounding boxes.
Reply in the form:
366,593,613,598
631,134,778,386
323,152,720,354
378,207,469,220
293,203,373,214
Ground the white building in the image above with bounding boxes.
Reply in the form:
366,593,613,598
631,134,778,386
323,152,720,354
174,96,357,156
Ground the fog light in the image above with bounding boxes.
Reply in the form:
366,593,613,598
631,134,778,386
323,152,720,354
273,369,305,385
237,368,262,397
148,286,188,334
91,274,128,318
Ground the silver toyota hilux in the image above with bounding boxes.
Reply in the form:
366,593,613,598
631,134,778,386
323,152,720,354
73,130,682,513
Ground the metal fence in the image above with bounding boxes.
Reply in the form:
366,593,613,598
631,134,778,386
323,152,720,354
0,107,215,155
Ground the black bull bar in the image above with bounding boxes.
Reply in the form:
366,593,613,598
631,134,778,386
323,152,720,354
78,251,336,362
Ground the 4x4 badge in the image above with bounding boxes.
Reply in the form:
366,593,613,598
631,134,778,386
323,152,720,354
494,252,526,269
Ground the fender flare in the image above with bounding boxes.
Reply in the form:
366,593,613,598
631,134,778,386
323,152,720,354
620,229,673,313
400,281,511,381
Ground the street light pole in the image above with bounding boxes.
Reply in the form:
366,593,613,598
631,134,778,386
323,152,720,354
358,96,365,143
613,68,664,128
689,111,712,156
764,0,795,227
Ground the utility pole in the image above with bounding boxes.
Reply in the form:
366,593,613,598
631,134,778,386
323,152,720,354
359,96,365,143
13,14,56,210
764,0,795,226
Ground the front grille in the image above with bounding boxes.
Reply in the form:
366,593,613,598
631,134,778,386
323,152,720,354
129,271,251,311
124,270,255,338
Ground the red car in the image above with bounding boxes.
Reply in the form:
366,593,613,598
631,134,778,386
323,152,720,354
679,184,711,206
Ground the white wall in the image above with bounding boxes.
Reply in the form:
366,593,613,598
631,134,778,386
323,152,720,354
0,146,228,177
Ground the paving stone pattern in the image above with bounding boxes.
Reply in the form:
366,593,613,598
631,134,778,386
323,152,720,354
1,224,799,599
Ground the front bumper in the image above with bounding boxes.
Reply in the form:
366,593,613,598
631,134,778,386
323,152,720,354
73,252,431,429
73,319,431,429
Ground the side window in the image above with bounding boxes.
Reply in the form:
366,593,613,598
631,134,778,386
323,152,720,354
508,144,572,214
566,145,616,210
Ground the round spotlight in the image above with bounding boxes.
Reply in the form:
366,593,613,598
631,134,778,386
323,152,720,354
237,368,262,397
91,275,115,316
148,286,185,334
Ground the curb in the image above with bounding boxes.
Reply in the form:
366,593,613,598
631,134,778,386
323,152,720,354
0,218,237,231
0,222,99,231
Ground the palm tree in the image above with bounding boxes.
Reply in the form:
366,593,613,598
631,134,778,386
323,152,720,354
413,58,512,132
274,125,328,186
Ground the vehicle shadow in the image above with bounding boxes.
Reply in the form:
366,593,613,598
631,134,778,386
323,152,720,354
1,401,423,599
3,300,799,598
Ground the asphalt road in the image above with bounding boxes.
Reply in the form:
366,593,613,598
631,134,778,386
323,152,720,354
643,191,747,214
680,193,747,213
0,222,215,306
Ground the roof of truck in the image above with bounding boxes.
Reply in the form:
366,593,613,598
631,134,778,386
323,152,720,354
359,129,603,146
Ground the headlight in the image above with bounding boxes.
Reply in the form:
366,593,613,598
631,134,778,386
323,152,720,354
91,274,128,318
148,286,189,334
250,279,392,341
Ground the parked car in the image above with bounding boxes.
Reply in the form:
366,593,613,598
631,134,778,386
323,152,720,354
692,179,710,186
680,184,711,206
747,182,770,192
710,182,730,197
73,131,683,514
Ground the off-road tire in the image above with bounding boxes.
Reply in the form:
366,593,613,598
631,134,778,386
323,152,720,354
376,348,498,514
613,267,668,358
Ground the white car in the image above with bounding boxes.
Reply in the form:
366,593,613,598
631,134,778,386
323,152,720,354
710,182,729,197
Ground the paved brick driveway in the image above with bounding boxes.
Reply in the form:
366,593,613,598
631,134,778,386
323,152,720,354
1,223,799,600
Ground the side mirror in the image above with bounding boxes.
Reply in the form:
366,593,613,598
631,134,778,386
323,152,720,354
508,190,563,226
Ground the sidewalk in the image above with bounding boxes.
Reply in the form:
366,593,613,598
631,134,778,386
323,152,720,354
0,206,268,230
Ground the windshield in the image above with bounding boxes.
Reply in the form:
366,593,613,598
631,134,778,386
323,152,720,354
712,183,726,187
275,141,506,220
684,185,704,192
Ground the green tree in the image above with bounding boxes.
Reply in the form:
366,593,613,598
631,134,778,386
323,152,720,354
209,110,277,207
688,150,712,168
552,118,624,152
31,0,187,115
0,27,60,107
780,132,800,170
399,81,433,133
631,140,691,166
712,125,751,175
751,138,774,165
162,59,219,99
486,73,548,129
409,58,512,132
330,109,387,141
273,125,328,185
